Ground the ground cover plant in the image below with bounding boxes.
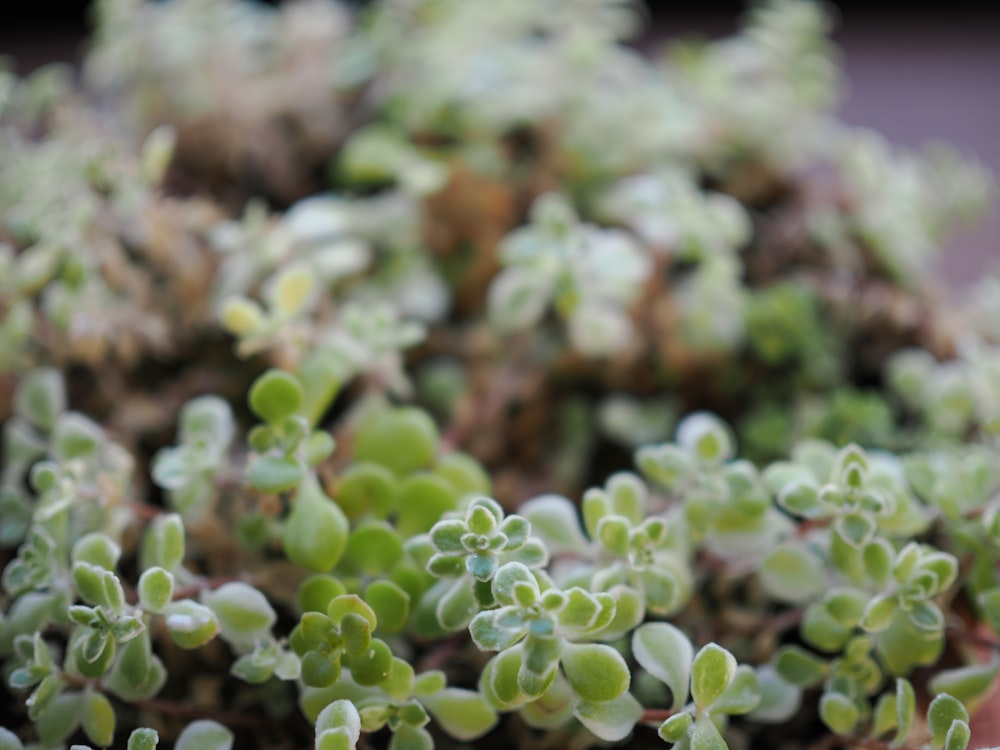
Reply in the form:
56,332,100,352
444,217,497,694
1,0,999,749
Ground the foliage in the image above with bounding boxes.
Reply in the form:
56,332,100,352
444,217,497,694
1,1,999,750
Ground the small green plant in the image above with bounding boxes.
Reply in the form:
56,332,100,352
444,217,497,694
2,1,999,749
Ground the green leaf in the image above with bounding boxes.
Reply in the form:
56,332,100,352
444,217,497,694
820,692,860,734
174,720,233,750
574,691,643,742
73,562,108,607
691,643,736,709
438,576,479,632
980,588,1000,638
636,444,694,490
519,495,591,555
112,615,145,644
632,622,693,711
336,463,397,521
354,408,439,478
488,267,552,332
434,452,492,498
689,716,727,750
396,473,457,537
928,655,1000,705
301,651,340,688
298,576,347,614
37,692,83,745
872,692,898,738
481,648,528,709
560,643,630,703
82,691,115,747
249,370,303,425
596,516,630,557
142,514,185,572
364,580,410,634
895,678,916,747
164,601,220,649
14,368,64,431
860,595,896,633
283,474,349,572
711,666,761,715
774,646,829,687
25,673,59,720
344,523,404,576
863,538,895,589
422,688,498,741
835,513,877,548
72,534,122,571
677,412,732,465
658,712,692,743
388,724,433,750
749,667,801,724
202,583,277,648
315,728,356,750
908,599,945,633
248,454,306,493
315,699,361,745
126,728,158,750
945,720,971,750
346,638,392,686
0,727,25,750
759,543,826,605
340,614,372,655
51,413,103,460
928,694,969,748
413,670,447,698
138,567,174,614
327,595,377,631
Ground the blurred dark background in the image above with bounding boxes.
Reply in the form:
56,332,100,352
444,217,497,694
1,0,997,290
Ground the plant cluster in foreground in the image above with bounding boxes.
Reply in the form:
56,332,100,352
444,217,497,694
1,1,999,749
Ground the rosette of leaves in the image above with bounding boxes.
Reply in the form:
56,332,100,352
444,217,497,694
765,441,928,559
636,412,790,555
244,369,337,494
520,472,690,627
301,660,497,750
601,169,751,258
488,192,651,356
424,496,547,630
469,561,639,738
632,623,761,750
290,595,394,691
887,341,1000,443
150,396,235,516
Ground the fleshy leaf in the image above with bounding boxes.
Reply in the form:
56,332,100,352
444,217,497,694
711,665,761,714
927,694,969,748
174,721,233,750
774,646,829,687
820,692,860,734
561,643,630,703
421,688,499,741
691,643,737,709
632,623,694,711
249,370,303,425
574,691,643,742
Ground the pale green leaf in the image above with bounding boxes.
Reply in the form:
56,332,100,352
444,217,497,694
561,643,629,703
928,694,969,748
819,692,860,734
691,643,736,709
421,688,498,741
632,622,693,711
573,691,642,742
174,721,233,750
